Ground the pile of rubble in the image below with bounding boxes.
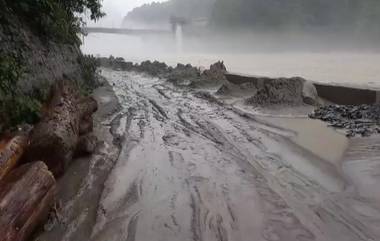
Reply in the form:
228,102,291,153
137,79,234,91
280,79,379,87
98,57,228,87
309,104,380,137
244,77,306,106
97,57,171,77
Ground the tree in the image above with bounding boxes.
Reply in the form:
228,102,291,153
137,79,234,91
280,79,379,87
3,0,105,44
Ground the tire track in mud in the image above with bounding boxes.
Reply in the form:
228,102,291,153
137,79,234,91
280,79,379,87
96,71,314,241
91,70,380,241
185,113,316,241
187,87,380,241
109,72,313,241
207,109,380,241
225,114,380,241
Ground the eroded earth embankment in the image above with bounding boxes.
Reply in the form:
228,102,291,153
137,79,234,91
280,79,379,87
35,61,380,241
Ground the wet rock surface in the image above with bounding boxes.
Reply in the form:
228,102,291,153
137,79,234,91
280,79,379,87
309,104,380,137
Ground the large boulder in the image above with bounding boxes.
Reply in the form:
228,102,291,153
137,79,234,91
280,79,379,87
24,81,98,177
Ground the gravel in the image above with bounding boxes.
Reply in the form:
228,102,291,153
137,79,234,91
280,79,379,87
309,104,380,137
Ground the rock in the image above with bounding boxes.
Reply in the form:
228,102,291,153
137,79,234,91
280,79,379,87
79,116,94,135
309,104,380,137
74,134,98,157
24,81,98,177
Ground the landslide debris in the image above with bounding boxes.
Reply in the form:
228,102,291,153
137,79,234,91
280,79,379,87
309,104,380,137
245,77,305,105
218,75,318,106
97,57,228,87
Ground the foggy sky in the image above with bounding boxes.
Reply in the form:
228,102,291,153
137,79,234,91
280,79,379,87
90,0,167,27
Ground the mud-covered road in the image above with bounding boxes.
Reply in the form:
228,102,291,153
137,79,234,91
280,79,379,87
37,69,380,241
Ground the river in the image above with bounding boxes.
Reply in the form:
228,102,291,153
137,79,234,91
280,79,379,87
81,33,380,89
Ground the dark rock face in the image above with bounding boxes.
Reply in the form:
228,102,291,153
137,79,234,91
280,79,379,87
309,104,380,137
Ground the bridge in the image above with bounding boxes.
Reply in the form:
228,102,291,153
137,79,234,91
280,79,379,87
82,17,189,37
82,27,173,36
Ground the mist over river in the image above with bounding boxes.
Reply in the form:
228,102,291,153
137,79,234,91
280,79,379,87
81,33,380,89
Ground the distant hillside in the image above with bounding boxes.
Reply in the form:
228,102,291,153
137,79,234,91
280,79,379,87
124,0,380,38
211,0,380,35
123,0,215,26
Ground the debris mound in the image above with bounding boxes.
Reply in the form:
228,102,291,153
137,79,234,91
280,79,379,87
98,57,229,88
167,63,200,85
245,77,305,105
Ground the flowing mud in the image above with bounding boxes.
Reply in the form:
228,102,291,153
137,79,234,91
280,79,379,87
37,69,380,241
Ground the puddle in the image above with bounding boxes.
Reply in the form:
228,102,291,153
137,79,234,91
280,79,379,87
264,117,349,167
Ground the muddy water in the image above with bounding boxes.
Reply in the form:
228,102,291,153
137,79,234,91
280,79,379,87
77,69,380,241
263,117,348,165
81,33,380,89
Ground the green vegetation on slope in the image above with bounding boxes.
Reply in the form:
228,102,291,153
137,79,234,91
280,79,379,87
0,0,104,132
0,55,41,131
1,0,104,44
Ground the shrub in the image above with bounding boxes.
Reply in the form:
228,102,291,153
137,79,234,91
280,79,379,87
3,0,105,44
78,54,101,95
0,55,41,132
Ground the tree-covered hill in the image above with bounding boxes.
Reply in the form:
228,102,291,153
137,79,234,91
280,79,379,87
211,0,380,35
123,0,215,25
124,0,380,37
